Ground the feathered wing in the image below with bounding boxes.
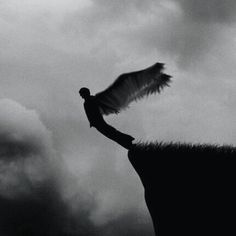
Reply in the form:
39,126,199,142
95,62,172,115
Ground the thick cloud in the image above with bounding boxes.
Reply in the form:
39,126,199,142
0,99,54,160
0,181,95,236
171,0,236,65
0,183,152,236
176,0,236,24
115,0,236,68
0,99,56,197
1,1,236,235
0,99,153,235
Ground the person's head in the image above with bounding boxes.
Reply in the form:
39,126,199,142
79,87,91,99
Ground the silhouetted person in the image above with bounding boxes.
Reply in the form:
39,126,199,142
78,63,171,149
79,62,171,235
79,87,134,149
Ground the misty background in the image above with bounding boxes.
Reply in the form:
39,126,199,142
0,0,236,235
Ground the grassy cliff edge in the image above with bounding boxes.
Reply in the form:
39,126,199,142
128,142,236,236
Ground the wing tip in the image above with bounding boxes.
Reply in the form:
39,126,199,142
154,62,165,68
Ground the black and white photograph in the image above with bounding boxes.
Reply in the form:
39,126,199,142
1,1,236,235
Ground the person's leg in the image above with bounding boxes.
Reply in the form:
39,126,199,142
95,122,134,149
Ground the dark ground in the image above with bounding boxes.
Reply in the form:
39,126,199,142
128,142,236,236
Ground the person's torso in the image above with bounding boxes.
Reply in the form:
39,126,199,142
84,96,105,126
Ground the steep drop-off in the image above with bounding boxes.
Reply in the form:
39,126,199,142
128,143,236,236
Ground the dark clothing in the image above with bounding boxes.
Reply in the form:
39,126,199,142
83,96,105,127
83,96,134,149
95,123,134,149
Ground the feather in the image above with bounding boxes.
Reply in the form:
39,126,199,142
95,62,172,115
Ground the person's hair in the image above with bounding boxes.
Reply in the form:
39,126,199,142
79,87,90,96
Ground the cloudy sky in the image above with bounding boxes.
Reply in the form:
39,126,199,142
1,0,236,235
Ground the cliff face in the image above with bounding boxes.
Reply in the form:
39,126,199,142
128,143,236,236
